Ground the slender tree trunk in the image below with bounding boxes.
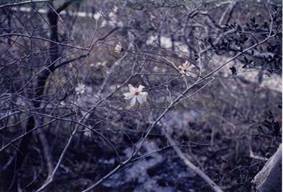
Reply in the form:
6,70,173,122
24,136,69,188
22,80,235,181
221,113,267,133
253,144,282,192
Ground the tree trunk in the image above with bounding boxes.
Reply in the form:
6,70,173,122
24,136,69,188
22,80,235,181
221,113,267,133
252,144,282,192
1,5,59,191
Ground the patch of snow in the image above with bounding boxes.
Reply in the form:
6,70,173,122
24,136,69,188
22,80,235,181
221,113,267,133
103,141,163,188
211,54,282,92
175,41,189,53
146,35,158,45
160,36,172,49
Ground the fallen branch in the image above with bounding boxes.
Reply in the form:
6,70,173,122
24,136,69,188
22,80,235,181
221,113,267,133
162,127,224,192
249,150,269,162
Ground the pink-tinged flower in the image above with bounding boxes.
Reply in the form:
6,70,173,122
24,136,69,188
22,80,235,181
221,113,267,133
178,61,197,77
123,84,148,107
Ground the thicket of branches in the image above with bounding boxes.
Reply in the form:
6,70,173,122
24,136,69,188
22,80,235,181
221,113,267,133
0,0,281,192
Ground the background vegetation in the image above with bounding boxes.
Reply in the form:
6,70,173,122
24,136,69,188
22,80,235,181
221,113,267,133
0,0,281,191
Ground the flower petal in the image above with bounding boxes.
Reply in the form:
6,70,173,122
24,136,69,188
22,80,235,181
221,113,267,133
184,61,190,66
137,92,148,104
128,84,136,93
138,96,145,104
140,91,148,98
129,97,137,107
136,95,144,104
137,85,145,92
123,92,133,100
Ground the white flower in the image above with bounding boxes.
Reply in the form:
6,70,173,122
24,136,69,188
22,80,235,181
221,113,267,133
93,12,101,20
123,84,148,107
109,12,116,20
83,128,92,137
60,101,66,106
113,6,118,13
178,61,196,77
114,42,123,53
97,61,107,67
75,83,86,95
117,21,124,27
101,20,107,27
153,66,159,72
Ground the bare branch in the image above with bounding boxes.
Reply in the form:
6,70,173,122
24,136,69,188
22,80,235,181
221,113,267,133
0,0,49,9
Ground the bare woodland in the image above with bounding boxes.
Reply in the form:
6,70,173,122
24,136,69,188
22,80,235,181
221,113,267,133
0,0,282,192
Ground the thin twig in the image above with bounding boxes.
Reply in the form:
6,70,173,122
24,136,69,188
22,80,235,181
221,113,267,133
81,30,275,192
0,0,49,9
